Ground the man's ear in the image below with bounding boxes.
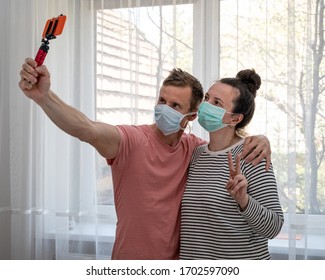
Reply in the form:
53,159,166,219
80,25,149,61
188,112,198,121
180,111,197,129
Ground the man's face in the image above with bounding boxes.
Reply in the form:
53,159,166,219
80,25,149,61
157,85,193,115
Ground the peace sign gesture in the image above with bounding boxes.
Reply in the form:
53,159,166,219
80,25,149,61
226,152,249,211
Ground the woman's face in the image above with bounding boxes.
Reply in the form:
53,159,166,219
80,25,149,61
204,82,238,123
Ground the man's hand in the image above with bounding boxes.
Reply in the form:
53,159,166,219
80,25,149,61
18,57,51,104
240,135,271,171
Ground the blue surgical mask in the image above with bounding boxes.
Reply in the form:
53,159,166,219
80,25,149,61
198,101,230,132
154,104,195,135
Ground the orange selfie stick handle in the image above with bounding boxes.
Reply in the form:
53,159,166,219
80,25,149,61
35,14,66,66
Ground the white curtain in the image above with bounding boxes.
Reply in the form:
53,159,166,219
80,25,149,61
0,0,99,259
1,0,324,260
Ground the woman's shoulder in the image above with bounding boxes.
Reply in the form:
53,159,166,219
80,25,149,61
193,143,208,154
190,144,208,164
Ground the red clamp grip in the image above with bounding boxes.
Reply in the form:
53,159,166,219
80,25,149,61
35,48,48,66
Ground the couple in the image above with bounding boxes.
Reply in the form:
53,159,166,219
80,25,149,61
19,58,283,260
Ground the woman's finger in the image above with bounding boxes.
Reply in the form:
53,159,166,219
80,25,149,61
235,154,242,175
228,152,236,178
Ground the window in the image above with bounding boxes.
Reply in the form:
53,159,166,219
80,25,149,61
95,4,194,205
219,0,325,259
219,0,325,215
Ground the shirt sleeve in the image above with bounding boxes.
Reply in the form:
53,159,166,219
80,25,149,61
107,125,141,166
239,160,284,239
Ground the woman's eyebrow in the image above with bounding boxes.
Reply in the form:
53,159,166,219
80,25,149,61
214,97,224,105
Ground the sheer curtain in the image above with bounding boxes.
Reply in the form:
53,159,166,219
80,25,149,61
0,0,98,259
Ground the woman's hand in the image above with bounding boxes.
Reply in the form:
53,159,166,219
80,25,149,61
226,152,249,211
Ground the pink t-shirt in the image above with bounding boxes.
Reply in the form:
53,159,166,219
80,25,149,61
107,124,205,259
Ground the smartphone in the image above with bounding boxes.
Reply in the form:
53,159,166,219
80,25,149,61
35,14,67,66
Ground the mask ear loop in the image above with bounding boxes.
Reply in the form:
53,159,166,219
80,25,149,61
185,122,192,134
223,111,238,127
179,119,188,131
181,112,196,133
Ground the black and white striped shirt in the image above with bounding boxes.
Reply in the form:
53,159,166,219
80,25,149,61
180,139,284,259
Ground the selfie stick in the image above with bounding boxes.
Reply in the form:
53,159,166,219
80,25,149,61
35,14,67,66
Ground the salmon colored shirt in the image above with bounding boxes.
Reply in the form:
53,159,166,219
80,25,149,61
107,125,205,259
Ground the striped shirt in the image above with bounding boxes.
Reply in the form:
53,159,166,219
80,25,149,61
180,139,284,259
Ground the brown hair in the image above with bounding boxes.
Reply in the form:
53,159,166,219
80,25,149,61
162,68,204,111
220,69,261,132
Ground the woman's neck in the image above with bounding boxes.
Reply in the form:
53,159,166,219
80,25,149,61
208,127,242,151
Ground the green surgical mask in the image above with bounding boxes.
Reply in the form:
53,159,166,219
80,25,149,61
198,101,230,132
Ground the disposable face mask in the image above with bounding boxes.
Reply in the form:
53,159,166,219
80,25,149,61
154,104,195,135
198,101,230,132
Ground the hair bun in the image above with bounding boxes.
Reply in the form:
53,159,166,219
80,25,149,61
236,69,261,98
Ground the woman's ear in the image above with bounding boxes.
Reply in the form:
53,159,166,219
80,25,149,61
231,113,244,126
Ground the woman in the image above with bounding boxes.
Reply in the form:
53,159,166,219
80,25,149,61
180,69,284,259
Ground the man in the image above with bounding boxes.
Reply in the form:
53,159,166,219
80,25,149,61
19,58,270,259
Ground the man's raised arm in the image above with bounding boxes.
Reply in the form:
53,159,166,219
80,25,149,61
19,58,120,160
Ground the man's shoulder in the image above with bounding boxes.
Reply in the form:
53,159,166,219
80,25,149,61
116,124,151,135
